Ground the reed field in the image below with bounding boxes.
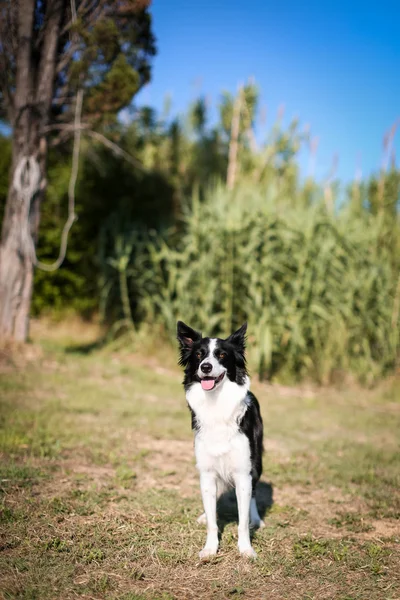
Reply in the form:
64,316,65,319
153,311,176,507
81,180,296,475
100,181,400,385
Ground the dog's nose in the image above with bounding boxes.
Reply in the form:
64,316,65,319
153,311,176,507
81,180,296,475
200,362,212,374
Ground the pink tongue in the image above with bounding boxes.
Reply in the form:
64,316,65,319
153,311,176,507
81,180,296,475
201,379,215,391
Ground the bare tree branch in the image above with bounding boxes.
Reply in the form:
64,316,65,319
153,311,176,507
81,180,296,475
35,0,80,272
56,40,80,74
60,0,96,34
85,129,146,170
34,90,83,272
36,0,65,114
43,121,146,170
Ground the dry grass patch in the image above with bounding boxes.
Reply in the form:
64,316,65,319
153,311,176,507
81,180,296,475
0,331,399,599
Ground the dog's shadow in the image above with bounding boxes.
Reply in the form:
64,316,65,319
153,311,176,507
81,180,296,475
216,481,273,539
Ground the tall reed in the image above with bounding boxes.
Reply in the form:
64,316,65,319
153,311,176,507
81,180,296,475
100,182,400,384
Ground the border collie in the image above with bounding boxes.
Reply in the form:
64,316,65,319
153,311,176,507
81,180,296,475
177,321,264,559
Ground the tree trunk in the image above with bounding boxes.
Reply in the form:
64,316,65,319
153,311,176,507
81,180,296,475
0,151,44,341
0,0,65,342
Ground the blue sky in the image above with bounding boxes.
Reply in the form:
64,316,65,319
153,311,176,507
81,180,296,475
134,0,400,183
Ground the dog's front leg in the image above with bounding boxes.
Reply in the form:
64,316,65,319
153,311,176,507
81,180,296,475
234,473,256,558
199,471,219,558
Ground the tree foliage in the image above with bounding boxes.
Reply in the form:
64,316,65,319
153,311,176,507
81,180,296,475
0,0,156,130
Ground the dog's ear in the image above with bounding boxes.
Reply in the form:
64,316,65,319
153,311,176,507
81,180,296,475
226,322,247,350
177,321,202,349
177,321,202,366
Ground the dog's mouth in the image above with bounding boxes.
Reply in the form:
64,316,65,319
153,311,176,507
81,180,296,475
200,372,225,391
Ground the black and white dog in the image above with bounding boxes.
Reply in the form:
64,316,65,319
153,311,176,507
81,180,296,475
177,321,264,559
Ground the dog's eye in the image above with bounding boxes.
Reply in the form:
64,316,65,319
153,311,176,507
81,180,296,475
196,351,201,359
219,352,226,359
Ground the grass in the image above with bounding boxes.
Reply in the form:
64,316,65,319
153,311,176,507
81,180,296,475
0,322,399,599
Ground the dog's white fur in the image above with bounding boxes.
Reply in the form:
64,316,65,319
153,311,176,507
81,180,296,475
186,339,262,558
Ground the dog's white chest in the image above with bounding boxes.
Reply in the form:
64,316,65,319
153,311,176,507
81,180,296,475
197,421,240,456
186,378,251,481
195,427,251,483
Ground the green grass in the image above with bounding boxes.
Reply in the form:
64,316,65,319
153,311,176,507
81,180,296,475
0,329,399,599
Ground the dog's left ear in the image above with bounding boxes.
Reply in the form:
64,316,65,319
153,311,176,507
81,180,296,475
226,322,247,349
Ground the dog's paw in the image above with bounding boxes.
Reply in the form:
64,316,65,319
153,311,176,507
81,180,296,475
199,546,218,559
197,512,207,525
239,545,257,559
250,519,265,529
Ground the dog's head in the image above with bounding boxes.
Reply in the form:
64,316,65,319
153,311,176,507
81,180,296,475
177,321,248,390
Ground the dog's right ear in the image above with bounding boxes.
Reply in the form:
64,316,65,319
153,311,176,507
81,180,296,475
177,321,202,348
177,321,201,366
